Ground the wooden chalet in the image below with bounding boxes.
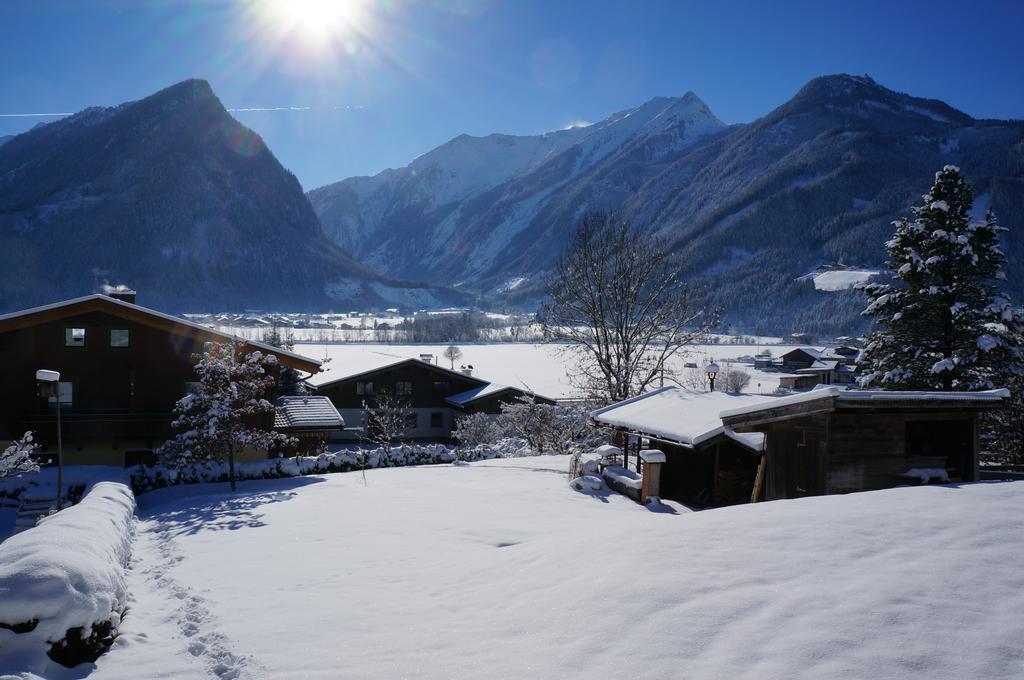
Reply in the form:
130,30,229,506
314,356,555,442
721,387,1008,500
0,292,322,466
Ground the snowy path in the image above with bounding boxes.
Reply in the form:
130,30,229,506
90,515,256,680
87,460,1024,679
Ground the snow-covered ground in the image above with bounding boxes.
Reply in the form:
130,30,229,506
300,342,803,399
811,269,880,291
71,459,1024,680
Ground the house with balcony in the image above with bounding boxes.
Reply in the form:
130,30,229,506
0,291,322,466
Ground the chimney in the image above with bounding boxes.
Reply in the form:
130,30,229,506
102,283,137,304
460,364,474,377
418,353,435,364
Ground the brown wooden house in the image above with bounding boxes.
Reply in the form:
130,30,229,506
721,387,1008,500
0,293,322,466
313,357,555,442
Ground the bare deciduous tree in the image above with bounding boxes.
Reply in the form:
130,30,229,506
541,211,719,404
718,366,752,393
362,389,413,454
443,345,464,369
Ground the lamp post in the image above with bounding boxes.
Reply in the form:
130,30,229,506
36,369,64,511
705,361,720,393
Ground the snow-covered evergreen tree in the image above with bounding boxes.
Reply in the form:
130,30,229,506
261,325,307,396
859,165,1024,391
157,342,296,491
1,431,40,479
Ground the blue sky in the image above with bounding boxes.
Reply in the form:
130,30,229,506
2,0,1023,190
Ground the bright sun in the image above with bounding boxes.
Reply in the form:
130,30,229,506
267,0,367,43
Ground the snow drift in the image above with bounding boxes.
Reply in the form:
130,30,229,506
0,481,135,671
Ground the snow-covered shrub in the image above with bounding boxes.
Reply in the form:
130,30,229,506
455,396,604,454
131,443,529,494
0,481,135,670
1,432,40,479
451,412,501,447
568,475,604,492
568,450,603,480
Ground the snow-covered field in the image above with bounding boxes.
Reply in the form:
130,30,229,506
62,460,1024,680
4,460,1023,678
300,342,802,399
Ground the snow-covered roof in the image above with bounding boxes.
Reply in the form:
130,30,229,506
274,396,344,431
0,294,321,371
783,347,821,359
311,356,488,389
720,387,1010,419
797,360,839,373
725,429,766,452
591,386,772,450
445,383,513,407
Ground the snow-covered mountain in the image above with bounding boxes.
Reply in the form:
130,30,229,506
309,92,726,285
0,80,464,313
311,75,1024,334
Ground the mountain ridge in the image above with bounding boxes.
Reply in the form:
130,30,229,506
311,74,1024,334
0,79,465,313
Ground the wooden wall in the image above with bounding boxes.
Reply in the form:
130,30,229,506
827,411,974,493
318,362,482,410
736,410,978,500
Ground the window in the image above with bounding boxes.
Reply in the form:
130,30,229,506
432,380,450,393
395,380,413,397
403,412,419,431
356,381,374,396
109,328,130,348
65,327,86,347
430,412,444,429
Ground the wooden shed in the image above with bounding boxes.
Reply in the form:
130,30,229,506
720,387,1009,500
592,387,770,508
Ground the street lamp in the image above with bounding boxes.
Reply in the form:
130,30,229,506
705,361,720,393
36,369,64,511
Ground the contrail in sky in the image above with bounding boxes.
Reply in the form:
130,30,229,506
0,105,364,118
227,106,312,112
227,105,365,112
0,112,74,117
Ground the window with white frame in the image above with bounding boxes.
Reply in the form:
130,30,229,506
65,327,86,347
